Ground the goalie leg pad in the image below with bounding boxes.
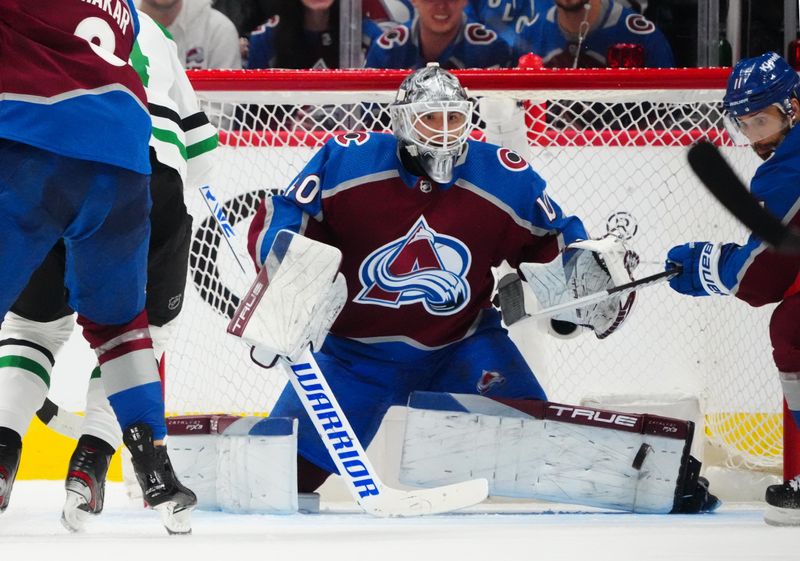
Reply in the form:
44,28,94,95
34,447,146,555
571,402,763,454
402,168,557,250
398,392,705,514
166,415,299,514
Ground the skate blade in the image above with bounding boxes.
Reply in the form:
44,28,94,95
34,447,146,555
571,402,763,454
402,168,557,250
61,490,91,533
764,504,800,526
154,501,194,535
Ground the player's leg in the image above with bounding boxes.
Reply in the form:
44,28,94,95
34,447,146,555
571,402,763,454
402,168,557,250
0,239,125,530
270,336,412,492
66,161,195,533
62,360,118,532
2,243,79,518
0,140,91,514
61,159,193,528
765,292,800,525
142,157,192,372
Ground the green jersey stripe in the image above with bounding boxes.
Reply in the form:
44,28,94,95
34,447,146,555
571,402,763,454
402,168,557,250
187,134,219,159
152,127,188,160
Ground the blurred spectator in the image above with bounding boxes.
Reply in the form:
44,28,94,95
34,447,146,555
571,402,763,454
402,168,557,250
366,0,512,69
639,0,694,67
212,0,282,36
247,0,391,69
363,0,416,24
515,0,674,68
466,0,537,48
139,0,242,69
739,0,783,59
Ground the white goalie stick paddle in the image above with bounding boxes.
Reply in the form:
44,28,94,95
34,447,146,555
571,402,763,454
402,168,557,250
530,266,682,320
687,141,800,253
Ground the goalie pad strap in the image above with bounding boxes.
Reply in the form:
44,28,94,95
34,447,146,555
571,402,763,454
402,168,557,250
407,392,692,440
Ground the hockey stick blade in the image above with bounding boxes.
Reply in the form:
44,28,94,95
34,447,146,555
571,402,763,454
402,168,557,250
530,267,681,319
35,397,83,439
687,141,800,253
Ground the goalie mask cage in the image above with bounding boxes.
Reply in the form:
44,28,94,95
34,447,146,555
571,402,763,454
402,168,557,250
177,67,787,477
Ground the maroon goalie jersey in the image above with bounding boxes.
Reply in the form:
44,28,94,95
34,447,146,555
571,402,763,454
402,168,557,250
0,0,151,173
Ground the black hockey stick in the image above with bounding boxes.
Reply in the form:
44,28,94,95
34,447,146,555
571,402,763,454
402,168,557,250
687,141,800,253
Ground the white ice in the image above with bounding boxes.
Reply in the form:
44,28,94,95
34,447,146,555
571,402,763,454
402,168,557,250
0,481,795,561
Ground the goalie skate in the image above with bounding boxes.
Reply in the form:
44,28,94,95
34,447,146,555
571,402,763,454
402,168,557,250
764,477,800,526
61,438,112,532
123,422,197,535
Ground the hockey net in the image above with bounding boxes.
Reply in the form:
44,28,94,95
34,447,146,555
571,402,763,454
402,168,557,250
173,68,783,476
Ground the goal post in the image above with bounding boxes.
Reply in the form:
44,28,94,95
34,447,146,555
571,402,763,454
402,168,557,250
174,67,788,482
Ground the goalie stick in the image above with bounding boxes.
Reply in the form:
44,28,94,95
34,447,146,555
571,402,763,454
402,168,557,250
687,141,800,253
204,189,489,517
517,267,682,321
269,345,488,517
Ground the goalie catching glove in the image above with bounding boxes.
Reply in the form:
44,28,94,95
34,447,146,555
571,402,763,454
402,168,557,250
229,230,348,368
520,234,639,338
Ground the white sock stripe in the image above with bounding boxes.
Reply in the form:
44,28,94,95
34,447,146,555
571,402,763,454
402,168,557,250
0,371,50,436
101,348,161,396
780,371,800,412
95,328,152,355
82,377,123,448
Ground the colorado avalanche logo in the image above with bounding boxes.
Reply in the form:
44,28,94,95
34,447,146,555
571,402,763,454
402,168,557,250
476,370,506,394
356,217,471,315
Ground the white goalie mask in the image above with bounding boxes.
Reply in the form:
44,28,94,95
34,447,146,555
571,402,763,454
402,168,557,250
390,64,474,183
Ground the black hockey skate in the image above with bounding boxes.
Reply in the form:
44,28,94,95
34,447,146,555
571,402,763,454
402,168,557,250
0,429,22,514
123,422,197,535
61,435,113,532
671,455,721,514
764,477,800,526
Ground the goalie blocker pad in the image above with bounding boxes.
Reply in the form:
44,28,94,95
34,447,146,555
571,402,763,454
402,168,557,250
399,392,703,514
166,415,315,514
228,229,345,361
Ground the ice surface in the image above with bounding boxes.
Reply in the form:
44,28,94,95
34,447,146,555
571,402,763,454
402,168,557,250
0,482,794,561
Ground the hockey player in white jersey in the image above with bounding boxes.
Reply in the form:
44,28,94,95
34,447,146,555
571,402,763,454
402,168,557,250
0,12,217,533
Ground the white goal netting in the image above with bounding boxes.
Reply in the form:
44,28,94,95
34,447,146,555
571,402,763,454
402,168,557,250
169,69,783,473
